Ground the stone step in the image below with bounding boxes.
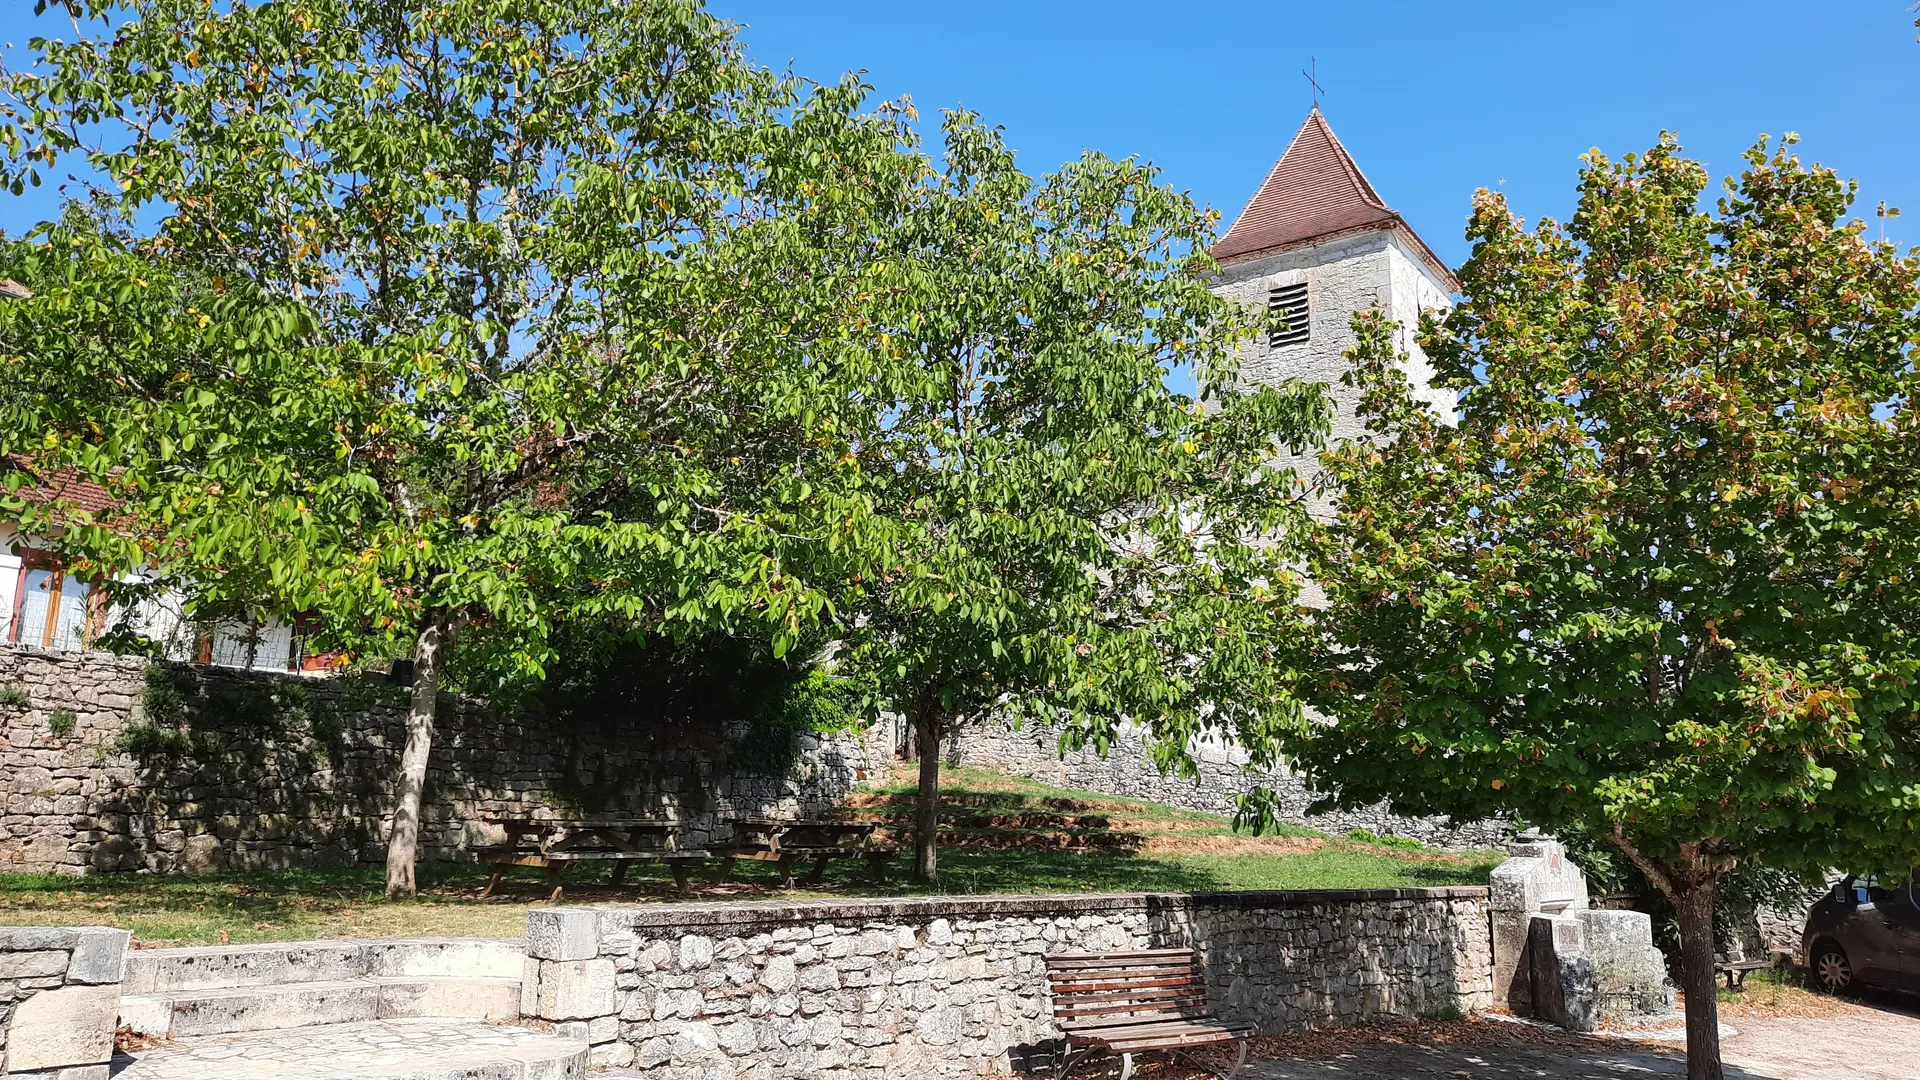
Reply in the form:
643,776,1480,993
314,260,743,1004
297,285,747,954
120,975,522,1038
124,937,525,993
116,1017,588,1080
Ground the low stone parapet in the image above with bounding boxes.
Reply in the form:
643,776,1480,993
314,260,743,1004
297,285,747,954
523,888,1494,1077
0,925,131,1079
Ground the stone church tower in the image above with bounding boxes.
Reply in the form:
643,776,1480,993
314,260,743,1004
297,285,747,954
1208,109,1457,495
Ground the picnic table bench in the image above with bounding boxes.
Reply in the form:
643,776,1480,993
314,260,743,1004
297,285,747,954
475,814,709,900
1044,949,1251,1080
714,818,898,887
1715,956,1777,991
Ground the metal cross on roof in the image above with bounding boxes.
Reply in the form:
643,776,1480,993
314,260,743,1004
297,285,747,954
1303,57,1326,110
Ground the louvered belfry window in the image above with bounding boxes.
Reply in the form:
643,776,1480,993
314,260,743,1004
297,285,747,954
1267,282,1310,348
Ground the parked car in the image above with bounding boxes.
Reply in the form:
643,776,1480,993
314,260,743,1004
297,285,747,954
1803,868,1920,993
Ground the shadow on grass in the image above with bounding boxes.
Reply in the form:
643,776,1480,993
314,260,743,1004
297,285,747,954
0,863,509,925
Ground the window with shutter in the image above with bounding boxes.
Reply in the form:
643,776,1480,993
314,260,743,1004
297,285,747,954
1267,283,1310,348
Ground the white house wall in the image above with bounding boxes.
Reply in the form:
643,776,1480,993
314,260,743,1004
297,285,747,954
0,520,301,672
0,522,20,644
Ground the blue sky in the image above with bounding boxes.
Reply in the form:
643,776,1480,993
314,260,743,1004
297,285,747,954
709,0,1920,268
2,0,1915,269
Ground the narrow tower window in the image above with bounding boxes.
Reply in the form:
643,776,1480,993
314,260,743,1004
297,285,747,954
1268,283,1310,347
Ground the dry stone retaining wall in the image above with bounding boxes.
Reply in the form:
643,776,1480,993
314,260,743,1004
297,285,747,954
0,645,870,876
0,925,129,1079
525,888,1494,1078
949,720,1509,849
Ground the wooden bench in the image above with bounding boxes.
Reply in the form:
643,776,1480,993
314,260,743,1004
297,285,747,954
1716,957,1775,991
1044,948,1252,1080
475,815,709,900
714,818,899,887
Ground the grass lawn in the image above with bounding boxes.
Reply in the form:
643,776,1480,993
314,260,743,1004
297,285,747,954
0,765,1500,947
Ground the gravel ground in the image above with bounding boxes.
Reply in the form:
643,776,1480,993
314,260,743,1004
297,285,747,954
1088,991,1920,1080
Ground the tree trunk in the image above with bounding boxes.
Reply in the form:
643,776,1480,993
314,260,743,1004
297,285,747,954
384,617,446,900
912,706,942,886
1673,876,1725,1080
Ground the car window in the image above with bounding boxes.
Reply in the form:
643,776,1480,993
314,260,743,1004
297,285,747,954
1860,874,1886,905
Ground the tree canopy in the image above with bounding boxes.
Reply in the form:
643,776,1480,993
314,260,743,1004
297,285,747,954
0,1,1328,897
1294,134,1920,1079
0,0,913,895
828,113,1329,883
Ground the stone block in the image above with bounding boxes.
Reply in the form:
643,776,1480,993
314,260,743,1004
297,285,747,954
760,955,797,992
0,951,70,980
527,909,600,962
678,935,714,971
179,834,225,873
0,928,78,952
371,938,526,979
4,983,120,1070
522,954,542,1018
4,1066,111,1080
536,958,616,1020
115,993,175,1038
374,976,520,1019
66,927,130,985
168,980,379,1036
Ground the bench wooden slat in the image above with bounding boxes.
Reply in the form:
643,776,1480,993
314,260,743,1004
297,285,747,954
1049,977,1203,1000
1069,1016,1251,1038
1055,997,1209,1019
1105,1030,1249,1053
1050,979,1205,1000
1068,1017,1252,1043
481,850,709,865
1047,964,1197,981
1052,983,1205,1002
1047,951,1195,963
1049,973,1201,992
545,850,711,861
1046,954,1194,970
1059,999,1221,1022
1048,949,1194,960
1048,961,1196,976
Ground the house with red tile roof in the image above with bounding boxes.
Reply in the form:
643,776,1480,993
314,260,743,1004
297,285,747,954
0,351,320,677
0,458,317,671
2,277,305,667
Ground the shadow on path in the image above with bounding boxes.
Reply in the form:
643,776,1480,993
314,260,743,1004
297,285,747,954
1243,1038,1734,1080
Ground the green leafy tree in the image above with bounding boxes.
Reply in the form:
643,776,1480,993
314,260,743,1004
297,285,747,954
0,0,908,896
835,114,1330,884
1294,135,1920,1079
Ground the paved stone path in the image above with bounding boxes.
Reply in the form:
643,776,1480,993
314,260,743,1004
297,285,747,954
1241,997,1920,1080
114,1017,586,1080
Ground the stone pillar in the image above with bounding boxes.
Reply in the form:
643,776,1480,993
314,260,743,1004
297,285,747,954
0,925,131,1080
1491,836,1675,1032
524,909,623,1068
1488,832,1589,1013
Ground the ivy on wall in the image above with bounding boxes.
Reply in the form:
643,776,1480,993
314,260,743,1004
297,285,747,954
110,663,344,769
527,633,864,811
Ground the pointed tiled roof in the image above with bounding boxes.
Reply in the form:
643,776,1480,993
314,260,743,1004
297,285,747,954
1213,109,1451,284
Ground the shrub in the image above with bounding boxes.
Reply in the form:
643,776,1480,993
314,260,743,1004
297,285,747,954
0,685,28,708
1346,828,1424,850
46,709,76,738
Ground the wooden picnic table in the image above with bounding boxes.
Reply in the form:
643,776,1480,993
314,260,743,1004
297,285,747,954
715,817,897,887
475,814,709,900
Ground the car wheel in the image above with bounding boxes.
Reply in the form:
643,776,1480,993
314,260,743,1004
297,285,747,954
1810,941,1854,994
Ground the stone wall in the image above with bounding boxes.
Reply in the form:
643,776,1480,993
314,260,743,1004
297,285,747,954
524,888,1493,1078
0,645,872,875
948,719,1509,850
0,925,129,1078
